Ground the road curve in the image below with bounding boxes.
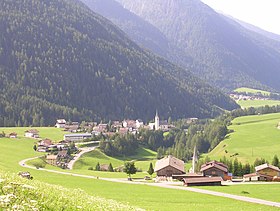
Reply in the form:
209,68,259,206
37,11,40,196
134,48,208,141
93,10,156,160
19,158,280,208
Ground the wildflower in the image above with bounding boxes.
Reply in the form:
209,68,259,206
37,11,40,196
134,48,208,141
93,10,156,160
22,184,36,190
76,206,83,209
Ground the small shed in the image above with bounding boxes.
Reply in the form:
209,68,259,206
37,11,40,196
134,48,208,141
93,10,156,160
155,155,185,177
183,177,223,186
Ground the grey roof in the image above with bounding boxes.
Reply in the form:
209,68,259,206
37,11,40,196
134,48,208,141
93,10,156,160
155,155,185,173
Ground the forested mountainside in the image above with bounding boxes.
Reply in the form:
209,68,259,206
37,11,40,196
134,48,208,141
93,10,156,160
106,0,280,92
0,0,238,126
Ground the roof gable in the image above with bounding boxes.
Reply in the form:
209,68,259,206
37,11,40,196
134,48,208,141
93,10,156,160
155,155,185,173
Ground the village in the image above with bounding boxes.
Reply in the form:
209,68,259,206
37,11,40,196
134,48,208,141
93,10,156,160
8,111,279,187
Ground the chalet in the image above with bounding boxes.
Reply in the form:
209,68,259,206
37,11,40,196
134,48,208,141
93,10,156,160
98,124,108,132
37,139,54,152
100,164,109,171
64,133,92,142
112,121,122,129
9,132,17,138
255,163,280,177
244,163,280,182
64,122,79,132
25,129,39,138
55,119,66,128
200,161,230,180
46,154,58,166
183,176,223,186
123,120,136,129
154,155,185,177
118,127,129,135
57,150,68,159
136,119,144,129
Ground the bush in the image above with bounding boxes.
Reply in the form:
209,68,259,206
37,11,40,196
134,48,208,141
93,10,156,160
88,166,93,170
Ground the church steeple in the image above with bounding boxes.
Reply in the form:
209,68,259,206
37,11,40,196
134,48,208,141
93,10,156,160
155,110,159,130
191,145,198,173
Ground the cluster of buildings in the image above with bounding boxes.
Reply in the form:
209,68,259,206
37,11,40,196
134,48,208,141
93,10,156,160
230,93,269,101
56,111,176,142
154,155,280,186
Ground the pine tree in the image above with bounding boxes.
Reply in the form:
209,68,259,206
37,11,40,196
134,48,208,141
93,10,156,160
272,155,279,167
108,163,114,172
95,162,100,171
147,163,154,176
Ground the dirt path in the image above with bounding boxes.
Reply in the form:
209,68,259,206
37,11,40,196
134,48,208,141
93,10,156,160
19,158,280,208
67,147,96,169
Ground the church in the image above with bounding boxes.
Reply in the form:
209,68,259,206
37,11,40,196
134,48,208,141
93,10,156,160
148,111,169,131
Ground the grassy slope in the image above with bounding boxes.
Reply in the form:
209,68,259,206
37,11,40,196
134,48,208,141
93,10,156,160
0,127,279,210
74,147,157,172
237,99,280,108
206,113,280,163
234,87,271,95
0,127,67,141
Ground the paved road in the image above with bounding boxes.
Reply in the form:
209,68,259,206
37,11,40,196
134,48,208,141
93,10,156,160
67,147,96,169
19,158,280,208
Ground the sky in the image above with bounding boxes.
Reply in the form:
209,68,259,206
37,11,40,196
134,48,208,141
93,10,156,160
201,0,280,35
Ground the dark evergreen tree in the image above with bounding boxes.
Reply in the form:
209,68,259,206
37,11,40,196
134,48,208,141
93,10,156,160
147,163,154,176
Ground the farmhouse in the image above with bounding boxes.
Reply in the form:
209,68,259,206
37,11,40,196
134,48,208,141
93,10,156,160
64,133,92,142
9,132,17,138
37,139,54,152
243,163,280,182
183,176,223,186
55,119,66,128
25,129,39,138
200,161,230,180
46,154,58,166
155,155,185,177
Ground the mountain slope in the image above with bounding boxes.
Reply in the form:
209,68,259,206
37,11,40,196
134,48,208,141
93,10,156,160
110,0,280,91
0,0,238,126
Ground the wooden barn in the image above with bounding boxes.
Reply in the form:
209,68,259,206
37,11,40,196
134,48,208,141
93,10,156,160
243,163,280,182
183,177,223,186
154,155,185,177
200,161,230,180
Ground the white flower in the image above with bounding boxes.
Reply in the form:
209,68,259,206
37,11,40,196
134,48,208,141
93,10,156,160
22,184,36,189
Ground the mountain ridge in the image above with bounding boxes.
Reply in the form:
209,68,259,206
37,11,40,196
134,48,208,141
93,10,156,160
0,0,238,126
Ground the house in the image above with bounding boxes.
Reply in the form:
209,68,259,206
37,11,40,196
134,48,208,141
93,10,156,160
154,155,185,177
200,161,230,180
25,129,39,138
118,127,129,135
255,163,280,177
64,133,92,142
100,164,109,171
9,132,17,138
98,124,108,132
57,150,68,159
123,120,136,129
55,119,66,128
159,120,169,131
183,177,223,186
136,119,144,129
37,139,54,152
46,154,58,166
244,163,280,182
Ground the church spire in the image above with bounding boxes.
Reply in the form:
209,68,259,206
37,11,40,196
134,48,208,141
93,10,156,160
155,110,159,130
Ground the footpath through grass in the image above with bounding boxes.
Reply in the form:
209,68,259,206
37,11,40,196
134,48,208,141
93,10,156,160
206,113,280,164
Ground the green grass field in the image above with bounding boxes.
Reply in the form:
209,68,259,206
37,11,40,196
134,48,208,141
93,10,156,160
206,113,280,163
1,127,280,210
237,99,280,108
0,127,67,141
234,87,271,95
74,147,157,173
199,184,280,203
